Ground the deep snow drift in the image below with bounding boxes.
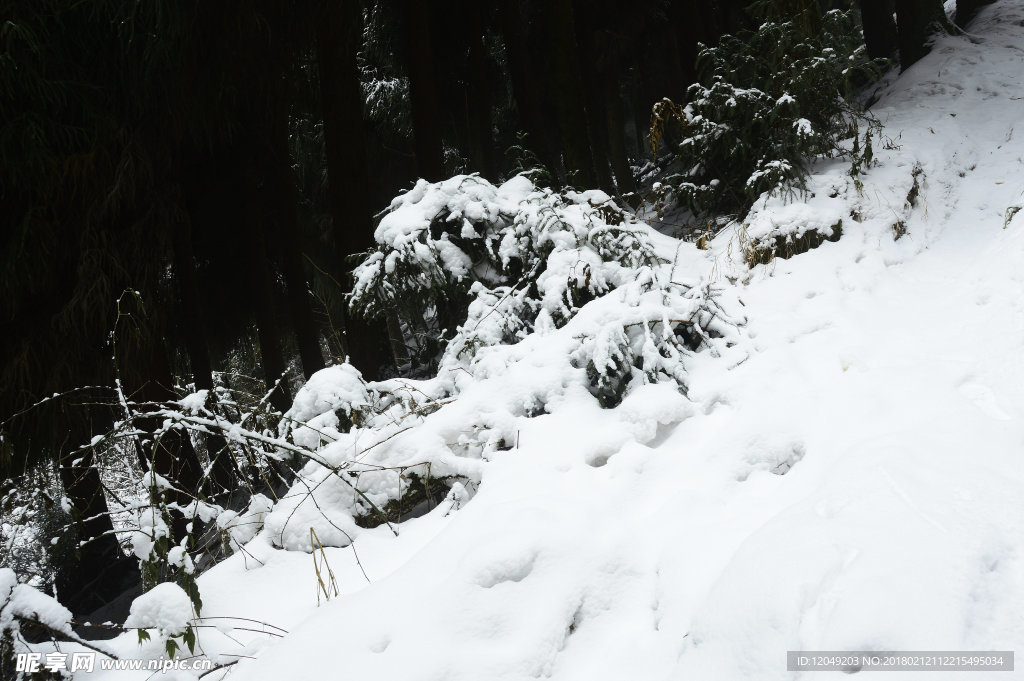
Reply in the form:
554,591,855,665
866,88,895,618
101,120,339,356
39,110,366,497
59,4,1024,679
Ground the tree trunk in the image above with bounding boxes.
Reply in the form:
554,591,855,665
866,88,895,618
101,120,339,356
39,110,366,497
403,0,445,181
250,227,293,415
671,0,708,86
895,0,948,70
583,92,615,194
466,2,495,179
626,68,646,157
317,0,393,381
577,0,636,198
134,344,205,498
118,313,207,544
172,220,237,497
253,259,294,411
55,412,138,616
859,0,899,60
575,7,616,195
955,0,993,26
268,96,326,381
541,0,598,188
603,65,636,198
498,0,562,179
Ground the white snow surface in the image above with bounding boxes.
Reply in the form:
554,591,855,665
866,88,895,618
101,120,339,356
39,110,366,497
123,582,194,638
85,5,1024,679
0,568,75,637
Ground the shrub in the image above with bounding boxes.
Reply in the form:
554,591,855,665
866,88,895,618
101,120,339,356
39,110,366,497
348,174,661,372
651,7,885,218
349,174,741,407
251,174,744,550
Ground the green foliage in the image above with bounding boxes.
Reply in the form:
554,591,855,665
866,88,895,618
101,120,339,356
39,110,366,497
354,471,457,528
653,8,886,218
361,1,412,143
848,119,877,192
571,274,722,409
505,132,557,189
136,482,202,614
348,175,740,409
0,464,70,591
348,176,657,372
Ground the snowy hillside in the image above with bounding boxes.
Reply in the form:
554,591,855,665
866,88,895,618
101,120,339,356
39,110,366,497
78,3,1024,679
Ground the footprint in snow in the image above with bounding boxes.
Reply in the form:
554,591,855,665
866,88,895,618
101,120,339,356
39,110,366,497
736,442,806,480
474,552,537,588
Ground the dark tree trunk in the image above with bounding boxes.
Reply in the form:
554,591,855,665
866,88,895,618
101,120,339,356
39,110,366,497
583,88,615,195
134,344,205,499
466,2,495,179
268,96,326,381
626,69,647,157
578,0,636,198
101,222,206,503
620,0,694,160
252,258,294,413
119,315,208,543
171,220,237,497
715,0,753,36
603,66,636,197
186,357,237,500
498,0,562,179
671,0,706,86
317,0,393,381
859,0,899,60
540,0,598,188
55,413,138,616
954,0,993,26
645,16,687,105
575,6,616,195
403,0,445,181
895,0,948,70
250,232,293,415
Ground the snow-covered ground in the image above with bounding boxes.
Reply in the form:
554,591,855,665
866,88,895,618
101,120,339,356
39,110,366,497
73,4,1024,679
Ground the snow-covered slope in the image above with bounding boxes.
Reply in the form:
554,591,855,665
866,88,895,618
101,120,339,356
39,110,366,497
94,4,1024,679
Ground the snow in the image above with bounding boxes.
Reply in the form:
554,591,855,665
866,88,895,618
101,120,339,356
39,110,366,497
283,363,372,449
131,505,170,562
793,116,814,137
123,582,194,638
1,567,75,637
70,3,1024,678
176,390,209,414
217,494,274,552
